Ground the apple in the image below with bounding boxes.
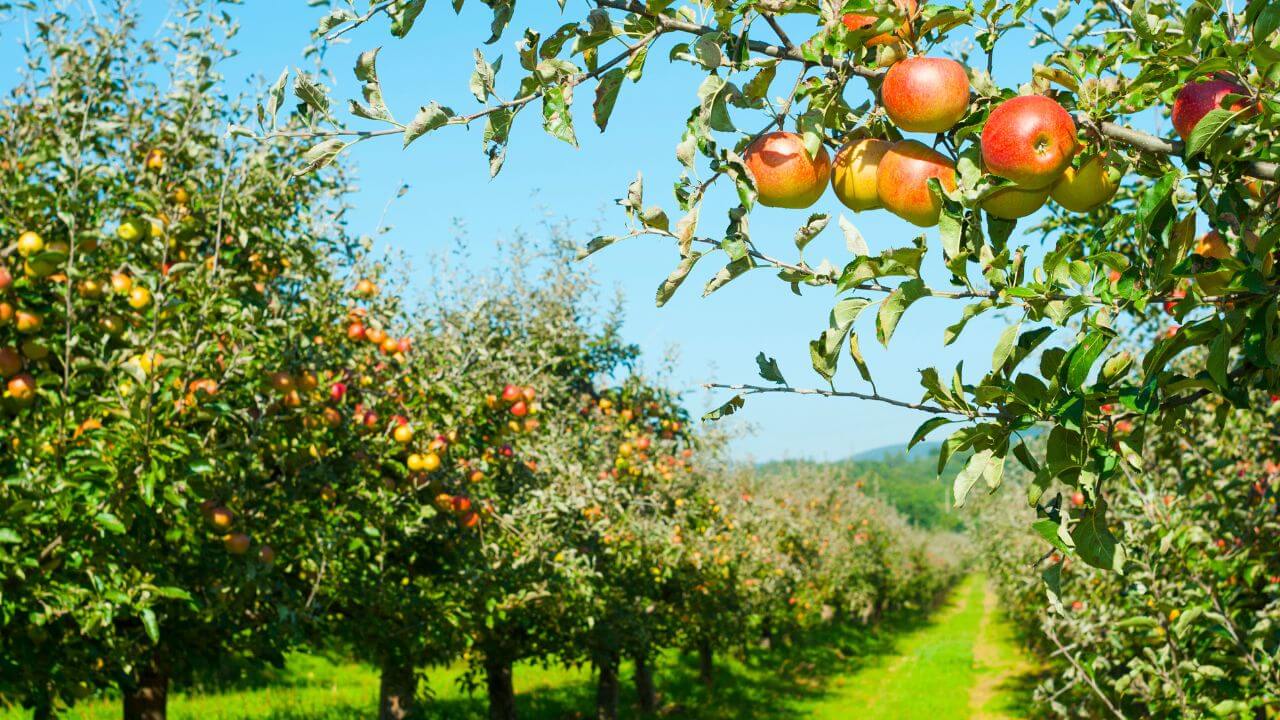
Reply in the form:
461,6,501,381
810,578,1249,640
743,132,831,209
981,184,1050,219
501,384,522,402
1171,78,1252,141
353,278,378,298
322,407,342,428
1070,491,1086,507
329,382,347,401
208,506,234,530
880,57,970,133
295,370,318,393
266,372,294,394
77,278,103,299
521,386,536,402
510,400,528,417
16,231,44,258
365,327,387,345
841,0,918,46
0,348,21,378
451,496,472,514
6,373,35,406
258,545,275,565
110,272,133,294
0,265,11,293
981,95,1078,189
393,424,414,444
1194,230,1267,294
459,511,480,529
116,219,148,242
145,148,165,171
1051,153,1122,212
223,533,251,555
14,310,41,334
346,322,366,341
127,286,152,310
831,138,892,212
876,140,957,227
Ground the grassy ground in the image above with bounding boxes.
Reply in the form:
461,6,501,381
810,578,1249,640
0,576,1037,719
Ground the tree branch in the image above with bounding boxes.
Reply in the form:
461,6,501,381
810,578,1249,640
703,382,1003,418
596,0,1278,181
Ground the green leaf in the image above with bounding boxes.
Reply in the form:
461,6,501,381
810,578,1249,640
593,68,625,132
1185,107,1247,158
909,417,953,450
264,67,289,127
0,528,20,544
403,102,453,148
794,213,830,253
992,322,1021,373
1071,500,1126,572
576,235,620,260
141,608,160,644
876,279,930,346
848,332,873,385
294,138,347,177
755,352,787,385
954,449,994,508
703,395,744,421
839,215,869,257
96,512,126,534
656,252,701,307
542,85,578,146
1032,518,1073,554
293,71,332,120
1063,330,1111,390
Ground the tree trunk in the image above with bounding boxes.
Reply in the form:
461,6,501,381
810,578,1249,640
485,656,516,720
122,661,168,720
32,700,56,720
595,652,620,720
378,658,417,720
633,652,657,714
697,640,714,689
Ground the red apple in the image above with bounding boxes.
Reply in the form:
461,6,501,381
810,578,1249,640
743,132,831,209
880,57,970,134
501,383,522,403
1171,78,1252,141
981,95,1078,189
876,140,957,227
0,347,21,378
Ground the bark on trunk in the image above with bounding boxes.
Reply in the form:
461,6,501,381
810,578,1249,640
633,652,657,714
595,652,620,720
486,656,516,720
122,662,168,720
697,640,714,689
378,659,417,720
32,700,55,720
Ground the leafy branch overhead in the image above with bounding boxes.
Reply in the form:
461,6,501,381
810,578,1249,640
261,0,1280,578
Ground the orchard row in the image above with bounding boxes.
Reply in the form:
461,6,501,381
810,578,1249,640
0,11,963,720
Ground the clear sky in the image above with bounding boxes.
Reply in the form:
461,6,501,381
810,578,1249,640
1,1,1123,461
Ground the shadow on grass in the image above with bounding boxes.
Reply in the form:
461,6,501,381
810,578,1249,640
408,596,955,720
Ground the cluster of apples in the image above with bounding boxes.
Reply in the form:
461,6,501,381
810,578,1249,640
198,499,275,563
744,58,1124,227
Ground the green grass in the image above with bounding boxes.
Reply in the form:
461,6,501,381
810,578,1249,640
0,577,1037,719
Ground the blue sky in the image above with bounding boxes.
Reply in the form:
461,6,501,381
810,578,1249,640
1,1,1117,461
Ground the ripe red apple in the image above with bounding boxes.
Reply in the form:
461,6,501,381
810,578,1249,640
501,383,522,403
743,132,831,209
223,533,251,555
876,140,957,227
329,382,347,401
1171,78,1252,141
6,373,36,406
880,57,970,133
831,138,891,212
1070,491,1086,507
0,348,21,378
346,322,366,341
981,184,1050,219
510,400,528,418
841,0,918,46
1050,153,1122,212
981,95,1078,189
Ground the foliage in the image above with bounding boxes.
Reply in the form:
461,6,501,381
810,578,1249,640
270,0,1280,589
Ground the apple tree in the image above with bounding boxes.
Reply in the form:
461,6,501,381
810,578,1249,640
261,0,1280,589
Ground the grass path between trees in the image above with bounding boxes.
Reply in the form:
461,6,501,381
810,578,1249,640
0,576,1036,719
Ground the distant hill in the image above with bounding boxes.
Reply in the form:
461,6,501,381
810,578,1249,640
756,446,964,531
